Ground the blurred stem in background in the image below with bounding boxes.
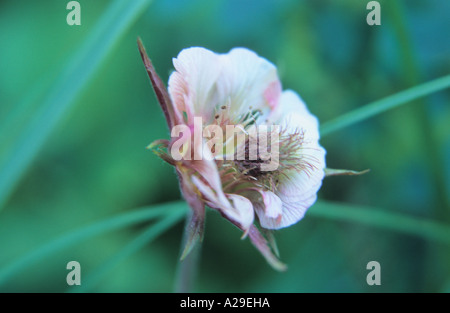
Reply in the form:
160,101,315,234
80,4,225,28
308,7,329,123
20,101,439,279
0,202,188,287
386,1,449,217
386,0,450,291
71,211,185,293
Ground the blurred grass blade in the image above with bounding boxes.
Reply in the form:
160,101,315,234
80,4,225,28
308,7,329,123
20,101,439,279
0,202,188,286
311,201,450,244
70,211,185,293
0,0,152,211
0,71,55,156
320,74,450,136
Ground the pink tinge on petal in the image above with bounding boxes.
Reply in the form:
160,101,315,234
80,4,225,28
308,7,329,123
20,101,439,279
254,190,283,229
257,193,318,230
217,48,281,118
191,174,230,211
187,138,223,188
178,169,204,215
225,194,254,233
263,80,282,110
191,176,254,233
260,190,283,219
268,90,315,128
189,158,230,207
167,71,189,124
169,47,221,122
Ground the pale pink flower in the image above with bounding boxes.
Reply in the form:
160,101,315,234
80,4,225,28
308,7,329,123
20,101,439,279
138,39,327,270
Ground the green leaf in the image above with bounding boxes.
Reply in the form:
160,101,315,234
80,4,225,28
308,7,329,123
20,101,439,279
320,74,450,136
0,0,153,211
70,211,185,293
0,202,188,286
310,200,450,244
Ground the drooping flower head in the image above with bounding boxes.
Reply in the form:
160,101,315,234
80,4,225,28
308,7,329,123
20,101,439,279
138,39,327,270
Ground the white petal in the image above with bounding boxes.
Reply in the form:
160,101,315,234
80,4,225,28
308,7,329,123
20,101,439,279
262,90,327,229
225,193,254,231
191,175,254,232
279,193,318,228
265,155,324,229
217,48,281,120
168,47,282,125
189,159,230,209
269,90,318,135
168,47,221,123
254,190,284,229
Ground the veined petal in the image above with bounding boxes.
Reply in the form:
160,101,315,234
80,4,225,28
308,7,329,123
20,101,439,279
275,90,320,139
217,48,281,121
277,165,324,203
260,190,283,219
277,193,318,229
269,90,317,134
254,190,284,229
168,47,221,124
264,90,326,229
254,171,322,229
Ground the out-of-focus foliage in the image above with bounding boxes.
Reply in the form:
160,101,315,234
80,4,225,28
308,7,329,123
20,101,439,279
0,0,449,292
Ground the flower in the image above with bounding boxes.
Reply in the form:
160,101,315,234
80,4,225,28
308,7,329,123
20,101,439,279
138,39,327,271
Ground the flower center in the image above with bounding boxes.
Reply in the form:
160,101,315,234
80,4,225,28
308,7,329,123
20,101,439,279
220,128,317,193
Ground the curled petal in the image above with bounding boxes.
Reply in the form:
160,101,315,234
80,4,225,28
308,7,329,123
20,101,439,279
190,176,253,233
225,194,254,235
270,171,323,229
259,190,283,219
254,190,283,229
169,47,221,123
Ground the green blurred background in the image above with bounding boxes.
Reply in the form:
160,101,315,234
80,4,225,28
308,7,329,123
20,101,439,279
0,0,449,292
